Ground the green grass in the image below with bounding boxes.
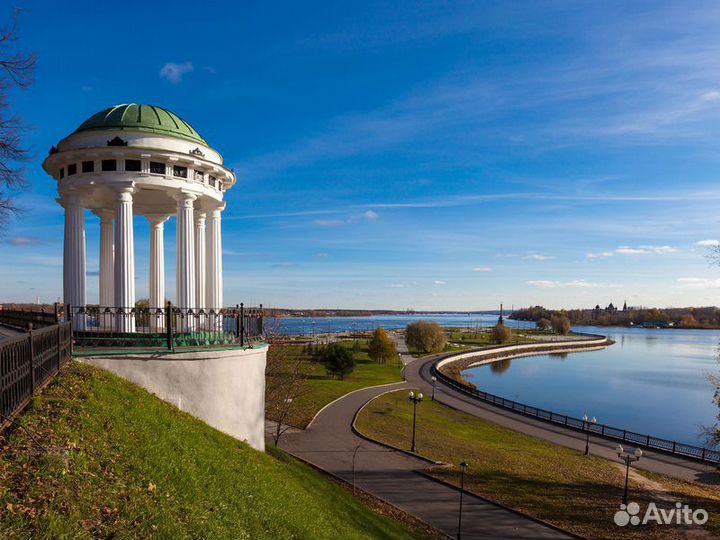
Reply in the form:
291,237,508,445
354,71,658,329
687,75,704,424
285,340,405,427
356,390,720,540
0,363,426,540
445,330,537,347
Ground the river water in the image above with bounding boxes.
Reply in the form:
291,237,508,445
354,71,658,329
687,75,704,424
269,314,719,447
463,325,719,446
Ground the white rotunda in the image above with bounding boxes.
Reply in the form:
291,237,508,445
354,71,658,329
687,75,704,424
43,104,235,331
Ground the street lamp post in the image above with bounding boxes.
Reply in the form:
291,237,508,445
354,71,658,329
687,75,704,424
457,462,468,540
431,375,437,401
582,413,597,456
408,390,423,452
616,444,642,504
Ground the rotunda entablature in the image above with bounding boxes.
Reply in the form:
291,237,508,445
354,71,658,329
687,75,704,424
42,104,236,218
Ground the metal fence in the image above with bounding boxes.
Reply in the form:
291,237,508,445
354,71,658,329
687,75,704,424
67,303,263,350
431,363,720,464
0,306,59,331
0,322,72,430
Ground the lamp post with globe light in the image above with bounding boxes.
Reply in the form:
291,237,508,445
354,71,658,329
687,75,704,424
431,375,437,401
408,390,423,452
457,461,468,540
617,444,642,504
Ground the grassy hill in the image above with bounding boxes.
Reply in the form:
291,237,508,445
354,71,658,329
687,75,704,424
0,362,429,539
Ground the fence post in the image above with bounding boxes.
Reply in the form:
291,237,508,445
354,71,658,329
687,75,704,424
28,323,35,392
240,303,245,347
259,304,263,334
56,322,62,372
646,435,650,446
54,302,59,323
166,301,174,351
235,304,240,339
672,441,676,453
702,448,706,461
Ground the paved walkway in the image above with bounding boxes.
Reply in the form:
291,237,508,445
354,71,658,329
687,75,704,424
402,348,719,486
281,381,572,539
0,325,21,342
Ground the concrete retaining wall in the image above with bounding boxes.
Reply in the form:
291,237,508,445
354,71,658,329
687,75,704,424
436,336,610,372
82,346,268,451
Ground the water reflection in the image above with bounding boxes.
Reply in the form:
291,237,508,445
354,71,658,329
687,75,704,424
463,325,720,445
490,358,512,374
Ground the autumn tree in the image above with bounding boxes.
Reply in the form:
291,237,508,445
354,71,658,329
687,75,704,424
0,10,35,232
536,318,551,331
406,320,446,353
551,313,571,335
491,322,512,344
368,327,397,363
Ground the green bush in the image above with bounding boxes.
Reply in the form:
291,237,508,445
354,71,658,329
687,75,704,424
317,343,356,379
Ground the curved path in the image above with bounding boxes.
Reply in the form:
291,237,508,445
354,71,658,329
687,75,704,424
281,381,573,539
401,344,719,485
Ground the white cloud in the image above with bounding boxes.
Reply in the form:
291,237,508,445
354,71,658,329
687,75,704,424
363,210,379,220
527,279,621,289
312,219,344,227
434,280,447,285
473,266,493,272
587,251,614,260
524,254,554,261
701,91,720,102
696,239,720,247
676,278,720,289
385,283,405,288
615,245,678,255
159,61,194,84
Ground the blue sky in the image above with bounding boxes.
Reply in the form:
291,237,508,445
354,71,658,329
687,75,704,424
4,0,720,310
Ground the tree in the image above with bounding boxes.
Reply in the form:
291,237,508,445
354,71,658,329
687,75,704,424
406,320,446,353
317,343,355,379
536,318,551,331
368,327,397,363
265,345,313,446
551,313,571,335
0,10,35,232
491,322,512,344
264,322,313,446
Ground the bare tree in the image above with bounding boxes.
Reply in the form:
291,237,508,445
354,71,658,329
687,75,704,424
0,9,35,232
264,322,313,446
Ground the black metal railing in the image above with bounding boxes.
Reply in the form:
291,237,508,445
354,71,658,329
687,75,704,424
0,321,72,431
66,302,263,350
0,305,60,331
431,362,720,464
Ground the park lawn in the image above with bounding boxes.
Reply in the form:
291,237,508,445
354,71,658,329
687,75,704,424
0,362,430,540
446,330,537,347
356,390,720,540
276,340,406,428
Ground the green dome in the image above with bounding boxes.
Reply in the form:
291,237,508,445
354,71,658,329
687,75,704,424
73,104,207,145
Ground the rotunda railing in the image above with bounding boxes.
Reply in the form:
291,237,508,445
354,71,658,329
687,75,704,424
65,303,263,350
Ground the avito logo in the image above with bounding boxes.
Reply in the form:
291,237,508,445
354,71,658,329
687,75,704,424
614,502,708,527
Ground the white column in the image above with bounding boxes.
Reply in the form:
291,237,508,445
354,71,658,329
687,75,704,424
175,193,196,333
206,205,224,312
63,195,86,329
97,210,114,307
148,215,169,331
195,212,207,310
114,186,135,332
206,206,224,332
148,215,169,309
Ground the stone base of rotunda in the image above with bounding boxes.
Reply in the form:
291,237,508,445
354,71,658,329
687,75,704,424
81,346,268,451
